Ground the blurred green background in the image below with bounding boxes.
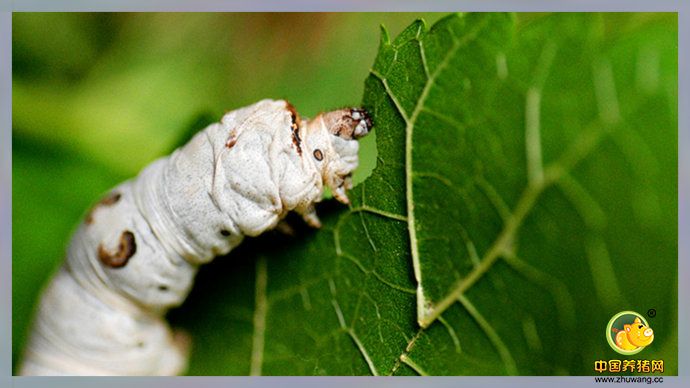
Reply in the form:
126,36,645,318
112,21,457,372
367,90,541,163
12,12,674,373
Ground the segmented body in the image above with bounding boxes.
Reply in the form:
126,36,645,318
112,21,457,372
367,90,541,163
20,99,371,375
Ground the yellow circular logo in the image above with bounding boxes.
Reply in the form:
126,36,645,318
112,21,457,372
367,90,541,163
606,311,654,355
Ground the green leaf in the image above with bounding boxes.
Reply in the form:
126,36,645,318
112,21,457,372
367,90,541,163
170,13,677,375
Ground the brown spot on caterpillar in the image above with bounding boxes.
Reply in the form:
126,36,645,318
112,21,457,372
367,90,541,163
225,128,238,148
85,191,122,224
98,230,137,268
313,149,324,161
286,101,303,156
285,101,300,129
291,131,302,156
101,192,122,206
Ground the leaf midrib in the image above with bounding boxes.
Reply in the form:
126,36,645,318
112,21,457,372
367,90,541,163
370,15,495,329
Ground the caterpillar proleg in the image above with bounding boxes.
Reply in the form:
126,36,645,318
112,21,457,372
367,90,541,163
19,99,372,376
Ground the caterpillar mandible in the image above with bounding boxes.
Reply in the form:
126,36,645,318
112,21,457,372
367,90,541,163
19,99,372,376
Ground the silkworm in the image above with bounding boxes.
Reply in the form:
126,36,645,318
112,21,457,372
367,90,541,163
19,99,372,376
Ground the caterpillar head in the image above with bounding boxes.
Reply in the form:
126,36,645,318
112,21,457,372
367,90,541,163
302,107,372,204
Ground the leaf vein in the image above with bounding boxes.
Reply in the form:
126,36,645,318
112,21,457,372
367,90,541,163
458,294,517,375
249,256,268,376
405,15,493,325
347,329,380,376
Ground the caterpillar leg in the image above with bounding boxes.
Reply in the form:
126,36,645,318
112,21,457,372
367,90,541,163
274,220,297,236
297,204,322,228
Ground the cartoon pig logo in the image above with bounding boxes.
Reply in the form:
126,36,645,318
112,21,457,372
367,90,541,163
606,311,655,355
615,317,654,350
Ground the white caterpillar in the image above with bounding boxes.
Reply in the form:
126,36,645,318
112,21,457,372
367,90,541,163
19,99,372,376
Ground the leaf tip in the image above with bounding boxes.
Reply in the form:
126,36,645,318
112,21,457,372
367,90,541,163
379,24,391,46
